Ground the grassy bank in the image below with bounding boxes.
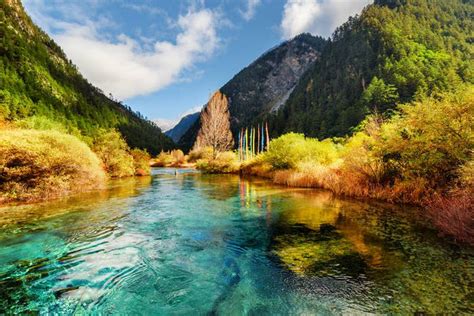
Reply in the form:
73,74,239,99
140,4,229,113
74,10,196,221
0,119,152,203
197,88,474,244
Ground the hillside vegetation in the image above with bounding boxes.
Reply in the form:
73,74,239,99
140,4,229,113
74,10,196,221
271,0,473,139
0,0,161,202
0,0,173,155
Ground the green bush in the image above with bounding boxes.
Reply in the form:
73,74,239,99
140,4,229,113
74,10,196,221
92,129,135,178
263,133,340,169
0,129,106,202
15,115,68,133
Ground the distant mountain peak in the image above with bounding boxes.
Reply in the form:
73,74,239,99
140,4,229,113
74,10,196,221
177,33,328,150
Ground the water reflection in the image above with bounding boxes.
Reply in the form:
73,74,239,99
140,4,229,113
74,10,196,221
0,176,153,230
0,169,472,314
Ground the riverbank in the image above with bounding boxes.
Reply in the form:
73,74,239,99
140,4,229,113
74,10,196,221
0,120,152,204
1,169,472,314
196,89,474,245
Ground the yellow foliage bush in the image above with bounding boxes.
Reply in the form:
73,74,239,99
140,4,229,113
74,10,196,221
0,129,106,202
92,129,135,178
188,147,213,162
130,148,151,176
152,149,187,167
196,151,240,173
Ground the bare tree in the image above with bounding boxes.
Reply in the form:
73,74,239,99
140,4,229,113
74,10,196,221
194,91,234,157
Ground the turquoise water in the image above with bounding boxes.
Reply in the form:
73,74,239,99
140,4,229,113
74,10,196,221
0,168,472,314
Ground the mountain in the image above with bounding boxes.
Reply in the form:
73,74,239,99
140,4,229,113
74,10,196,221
165,112,200,143
270,0,473,139
0,0,174,155
178,33,327,151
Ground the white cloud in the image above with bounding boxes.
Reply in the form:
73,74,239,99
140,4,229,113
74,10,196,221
154,118,178,132
23,1,222,100
280,0,372,39
154,105,202,132
240,0,261,21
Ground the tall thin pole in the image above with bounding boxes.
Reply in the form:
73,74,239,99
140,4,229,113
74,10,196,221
252,127,255,157
250,127,253,159
240,129,243,161
257,123,260,154
265,121,270,150
245,128,249,160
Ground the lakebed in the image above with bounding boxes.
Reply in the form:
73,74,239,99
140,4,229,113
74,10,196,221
0,168,472,314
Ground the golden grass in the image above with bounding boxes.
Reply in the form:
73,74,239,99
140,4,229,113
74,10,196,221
426,189,474,245
0,129,106,203
151,149,188,167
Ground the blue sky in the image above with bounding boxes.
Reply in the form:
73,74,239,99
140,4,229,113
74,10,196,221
23,0,371,130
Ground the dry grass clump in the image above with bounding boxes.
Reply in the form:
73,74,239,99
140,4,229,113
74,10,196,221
426,189,474,245
0,129,106,203
240,155,273,178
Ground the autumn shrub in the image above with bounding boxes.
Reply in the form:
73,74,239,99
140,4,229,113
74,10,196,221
152,149,187,167
92,129,135,178
131,148,151,176
377,89,474,188
152,151,173,167
196,151,240,173
16,115,68,133
170,149,186,165
458,157,474,188
188,147,213,162
244,88,473,206
0,129,106,202
240,154,273,178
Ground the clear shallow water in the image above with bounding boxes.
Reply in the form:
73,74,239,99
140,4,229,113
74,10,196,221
0,168,472,314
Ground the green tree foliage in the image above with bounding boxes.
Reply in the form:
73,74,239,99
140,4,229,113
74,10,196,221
0,1,173,155
360,77,399,113
272,0,473,139
91,130,135,178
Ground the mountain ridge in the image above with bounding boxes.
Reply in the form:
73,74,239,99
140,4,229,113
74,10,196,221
270,0,473,139
178,33,327,151
165,112,200,143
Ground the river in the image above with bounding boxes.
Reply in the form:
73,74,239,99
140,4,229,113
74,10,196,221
0,168,472,314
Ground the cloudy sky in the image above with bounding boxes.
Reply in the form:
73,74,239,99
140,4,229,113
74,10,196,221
23,0,371,130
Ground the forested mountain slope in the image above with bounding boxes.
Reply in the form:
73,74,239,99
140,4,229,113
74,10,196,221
271,0,473,138
0,0,173,155
178,33,327,151
165,112,200,143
